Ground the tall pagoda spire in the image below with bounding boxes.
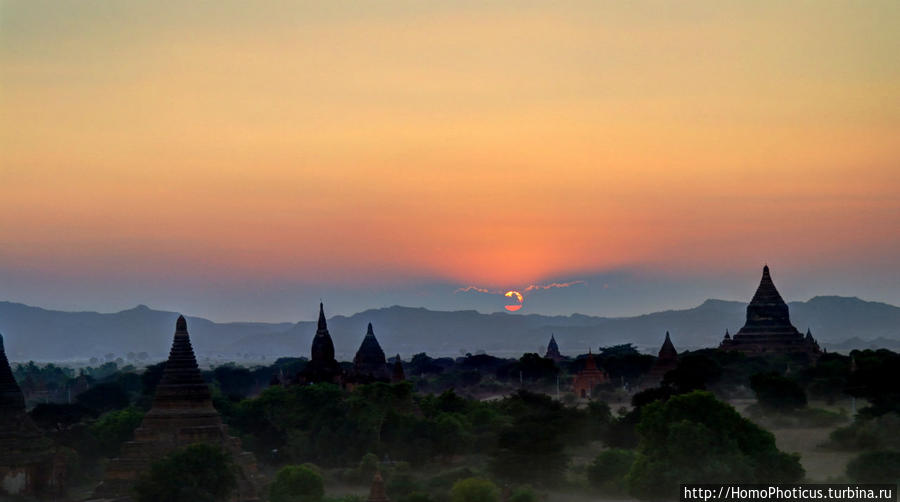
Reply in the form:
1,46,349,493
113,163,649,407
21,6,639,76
0,333,26,416
317,302,328,331
311,303,336,363
298,302,342,384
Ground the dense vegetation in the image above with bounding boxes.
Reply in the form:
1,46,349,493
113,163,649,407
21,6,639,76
12,346,900,499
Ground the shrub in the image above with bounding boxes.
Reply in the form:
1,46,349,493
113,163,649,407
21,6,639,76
508,485,538,502
90,407,144,457
270,464,326,502
450,477,500,502
750,372,807,412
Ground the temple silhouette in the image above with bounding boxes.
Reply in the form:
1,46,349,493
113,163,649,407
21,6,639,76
719,265,821,358
0,333,64,497
644,331,679,387
91,316,261,501
297,303,401,388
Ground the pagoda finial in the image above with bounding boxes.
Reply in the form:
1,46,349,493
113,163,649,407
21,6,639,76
175,315,188,334
665,331,671,341
367,322,374,336
317,302,327,331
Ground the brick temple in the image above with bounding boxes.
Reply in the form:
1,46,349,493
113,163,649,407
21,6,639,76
643,331,679,387
92,316,260,501
571,351,608,398
719,265,821,358
0,333,65,497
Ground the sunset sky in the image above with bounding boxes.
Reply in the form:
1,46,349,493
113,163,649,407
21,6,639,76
2,1,899,321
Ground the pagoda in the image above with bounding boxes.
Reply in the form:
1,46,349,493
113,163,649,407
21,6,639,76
350,323,391,384
297,303,343,385
719,266,821,357
92,316,260,501
391,354,406,383
571,351,608,398
366,471,390,502
0,333,64,497
544,334,563,362
643,331,679,387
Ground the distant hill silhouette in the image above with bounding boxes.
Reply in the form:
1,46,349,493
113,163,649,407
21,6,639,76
0,296,898,361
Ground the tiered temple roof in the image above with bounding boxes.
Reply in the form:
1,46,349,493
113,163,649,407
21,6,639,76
93,316,260,501
0,333,61,496
298,303,343,385
719,266,821,357
351,323,390,382
544,334,563,362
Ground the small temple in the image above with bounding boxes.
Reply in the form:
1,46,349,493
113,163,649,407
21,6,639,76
297,303,344,385
719,265,821,358
643,331,679,387
544,334,563,362
92,316,260,501
350,323,391,384
366,470,390,502
0,333,64,497
391,354,406,383
571,350,609,398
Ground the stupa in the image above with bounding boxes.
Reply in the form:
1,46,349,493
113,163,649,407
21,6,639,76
92,316,260,501
391,355,406,383
350,323,391,383
544,334,563,362
0,333,64,497
719,266,821,358
643,331,679,387
297,303,343,385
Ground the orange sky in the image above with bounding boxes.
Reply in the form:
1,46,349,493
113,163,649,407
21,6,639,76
1,1,899,319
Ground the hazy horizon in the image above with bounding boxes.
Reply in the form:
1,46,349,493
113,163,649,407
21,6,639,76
2,264,898,324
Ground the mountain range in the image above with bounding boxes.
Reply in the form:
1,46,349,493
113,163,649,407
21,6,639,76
1,296,898,362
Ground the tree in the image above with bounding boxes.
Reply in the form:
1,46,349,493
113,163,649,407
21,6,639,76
662,354,722,392
846,450,900,483
134,444,237,502
490,414,568,484
588,449,636,492
626,391,803,500
90,407,144,457
269,464,325,502
75,382,129,413
450,478,500,502
508,486,538,502
750,372,807,412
